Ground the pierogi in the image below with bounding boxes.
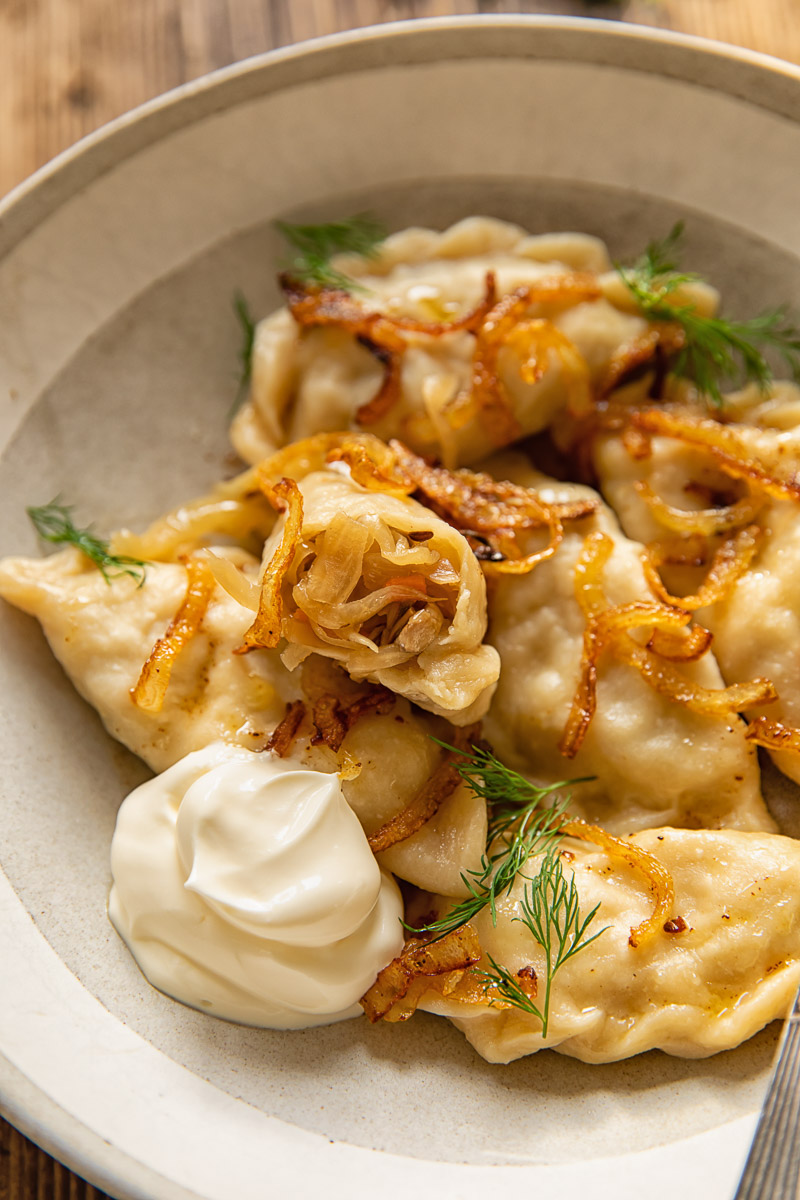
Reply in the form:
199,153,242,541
418,827,800,1063
481,456,770,834
252,466,500,724
3,216,800,1068
234,217,710,469
592,386,800,785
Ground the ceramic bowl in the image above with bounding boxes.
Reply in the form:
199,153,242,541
1,16,800,1200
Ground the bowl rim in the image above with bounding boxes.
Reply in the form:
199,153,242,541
1,13,799,1199
2,12,800,256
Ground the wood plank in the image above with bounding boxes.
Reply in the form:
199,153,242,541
1,0,799,1196
2,0,799,199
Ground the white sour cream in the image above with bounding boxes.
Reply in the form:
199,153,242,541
109,742,404,1028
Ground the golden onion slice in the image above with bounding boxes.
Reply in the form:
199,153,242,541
631,407,800,501
561,820,676,949
561,528,775,757
642,525,763,611
131,556,215,713
360,925,482,1023
237,476,304,652
367,728,478,853
633,480,765,536
745,717,800,755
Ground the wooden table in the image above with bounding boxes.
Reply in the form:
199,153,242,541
1,0,798,1197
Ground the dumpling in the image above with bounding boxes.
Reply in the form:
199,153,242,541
0,546,292,772
418,826,800,1063
232,216,660,469
0,544,487,895
482,456,772,833
591,388,800,786
244,463,500,725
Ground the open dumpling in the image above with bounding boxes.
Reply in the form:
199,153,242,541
240,462,500,725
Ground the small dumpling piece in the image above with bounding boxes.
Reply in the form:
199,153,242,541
232,216,657,469
420,826,800,1063
483,456,772,834
247,465,499,725
0,546,292,772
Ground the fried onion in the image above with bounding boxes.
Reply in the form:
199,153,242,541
131,556,215,712
282,272,498,427
633,480,765,536
642,524,763,611
367,727,479,853
745,717,800,755
561,820,676,948
560,529,776,757
630,408,800,502
360,925,482,1023
236,476,304,653
387,439,597,576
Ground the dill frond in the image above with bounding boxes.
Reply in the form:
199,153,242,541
476,847,605,1036
405,743,588,942
618,223,800,406
275,213,387,291
27,500,147,586
230,290,256,416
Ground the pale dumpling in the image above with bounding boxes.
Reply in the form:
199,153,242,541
420,826,800,1063
0,547,292,772
482,457,771,834
232,216,654,468
592,388,800,786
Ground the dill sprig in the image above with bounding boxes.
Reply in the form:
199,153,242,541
275,213,387,291
618,222,800,406
27,500,146,586
231,290,256,416
475,847,605,1037
408,743,603,1036
406,743,587,942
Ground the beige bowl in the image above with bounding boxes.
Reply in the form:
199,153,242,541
1,16,799,1200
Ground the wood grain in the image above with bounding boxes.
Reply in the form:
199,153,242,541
2,0,800,200
1,0,799,1196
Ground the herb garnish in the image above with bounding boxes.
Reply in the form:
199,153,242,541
231,290,256,415
408,743,603,1036
476,848,605,1036
275,213,387,290
27,500,146,585
618,222,800,405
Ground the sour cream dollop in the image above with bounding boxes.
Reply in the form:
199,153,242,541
109,742,404,1028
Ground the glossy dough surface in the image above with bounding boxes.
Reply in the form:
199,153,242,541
420,827,800,1063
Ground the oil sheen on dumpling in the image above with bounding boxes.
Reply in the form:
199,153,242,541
482,456,771,834
232,216,655,468
256,467,499,725
419,827,800,1063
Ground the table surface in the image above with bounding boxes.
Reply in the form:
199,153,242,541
1,0,799,1196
